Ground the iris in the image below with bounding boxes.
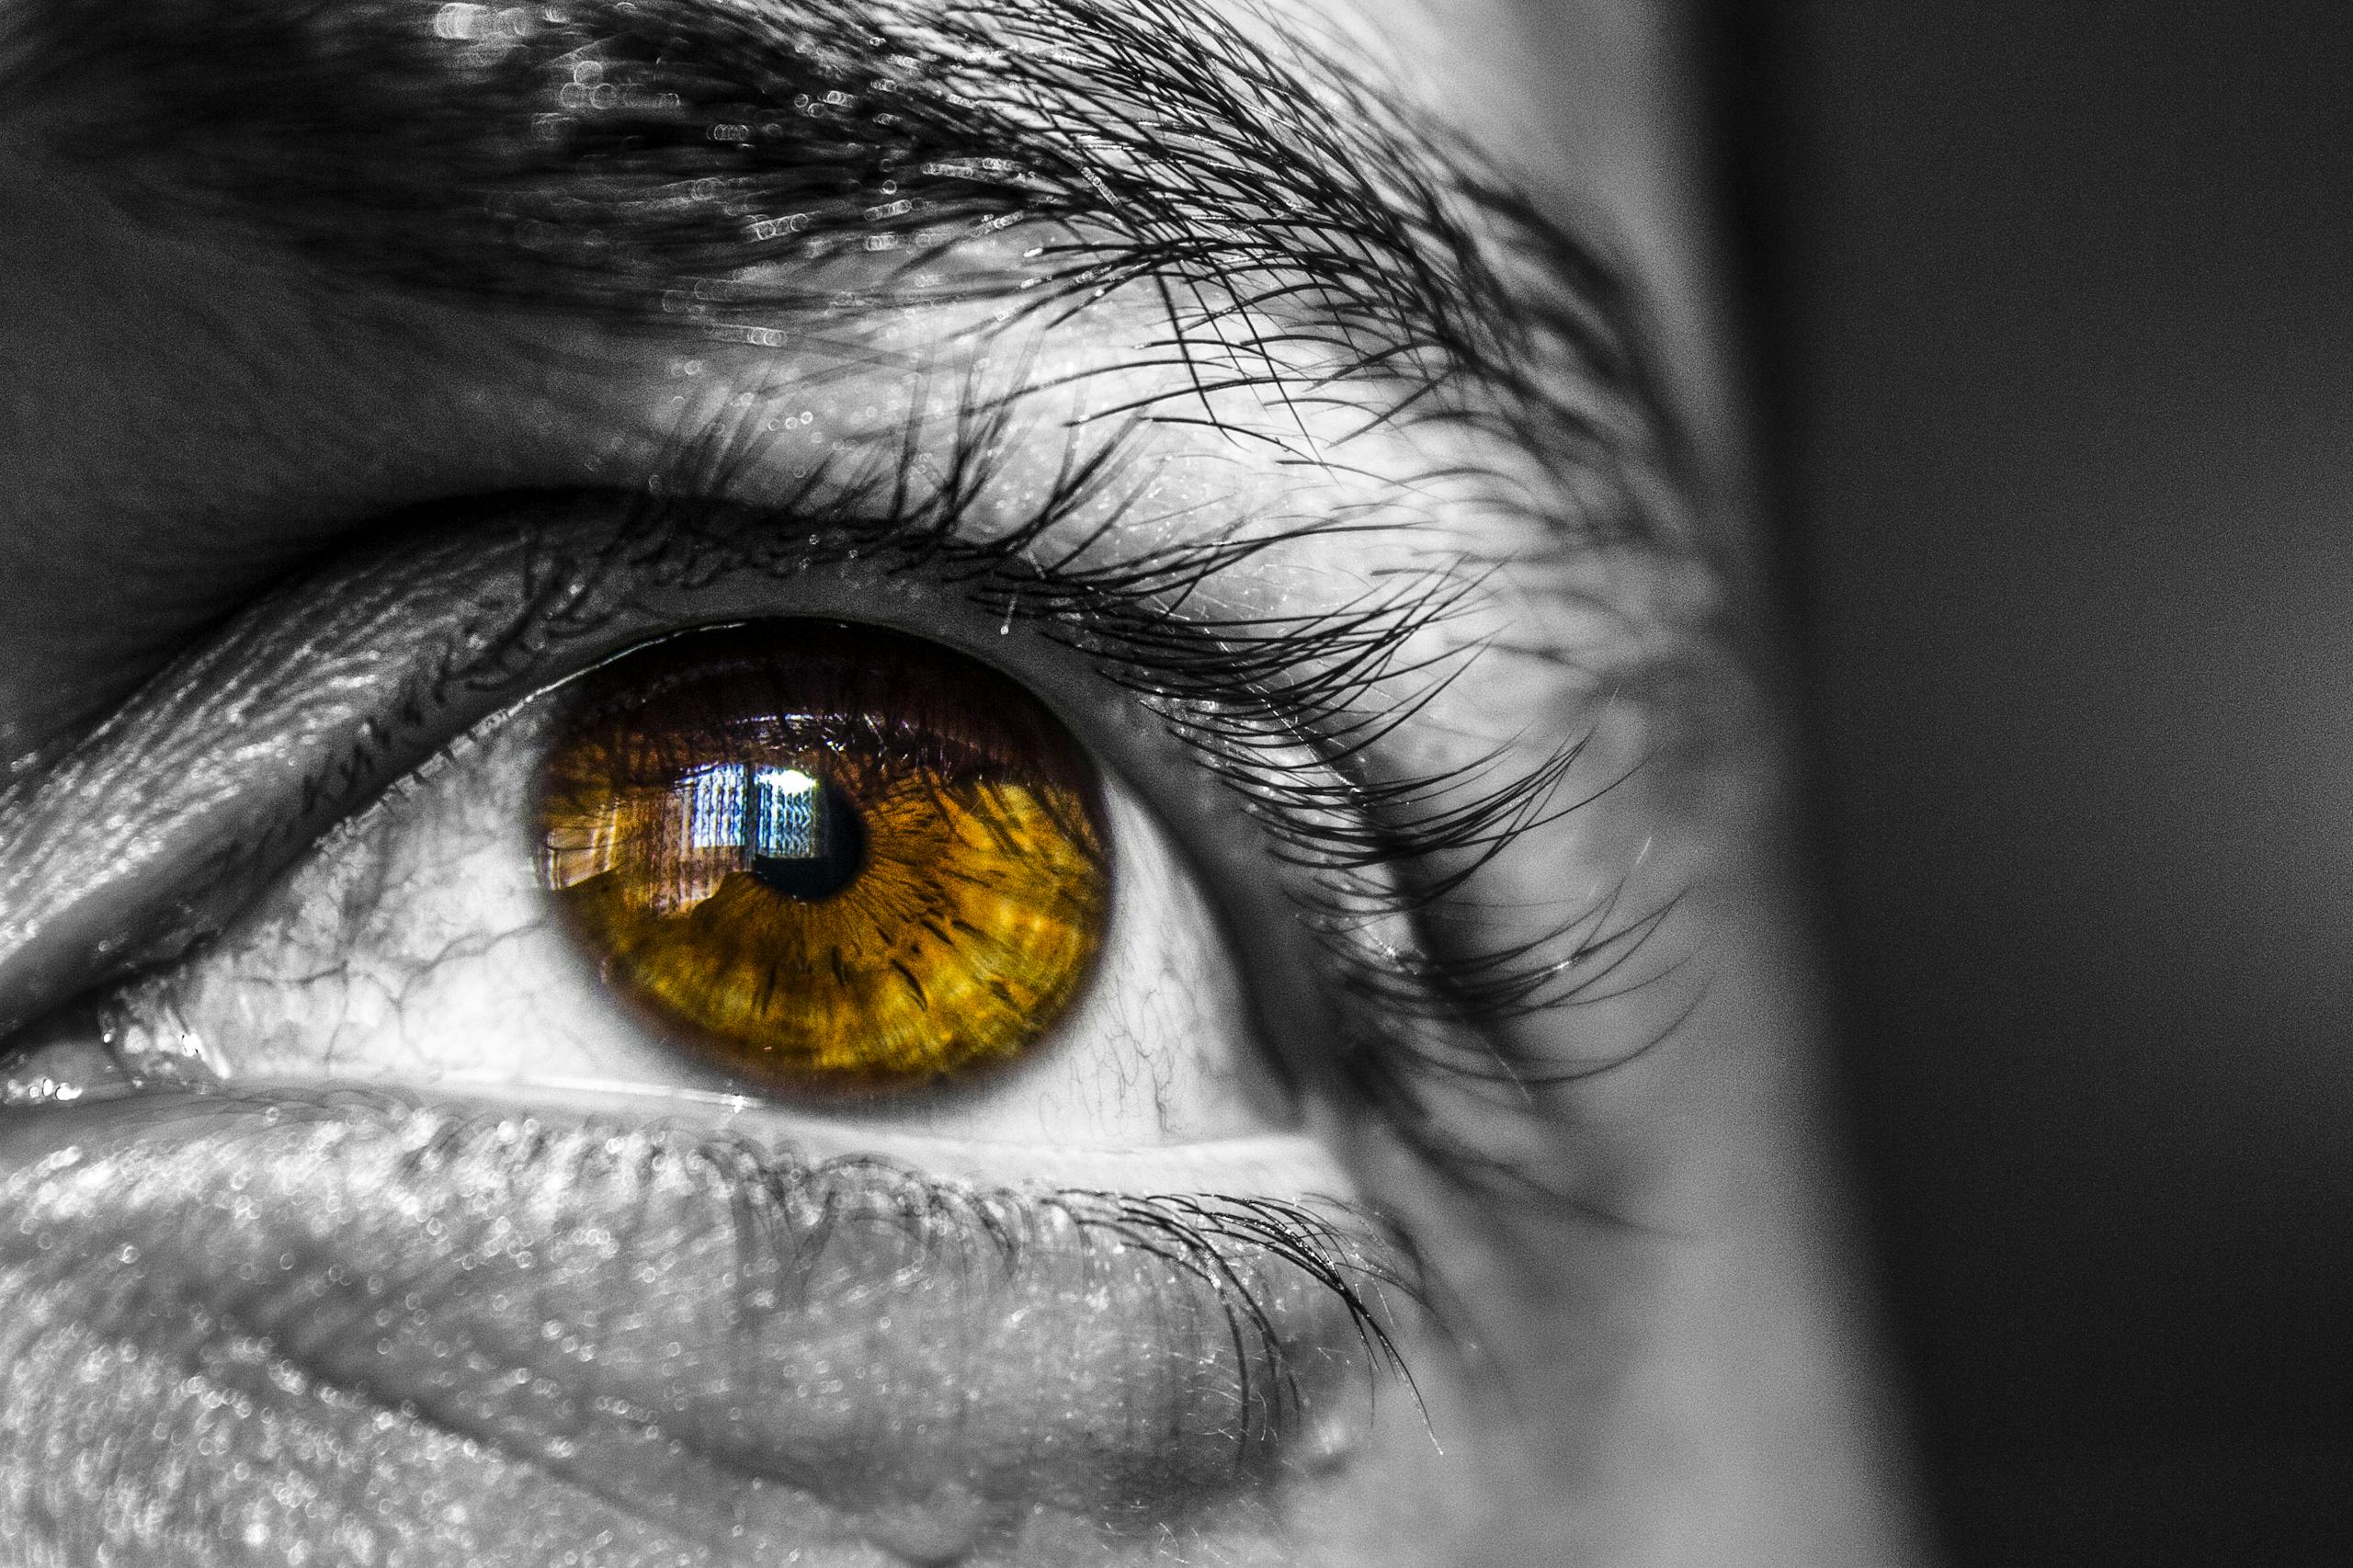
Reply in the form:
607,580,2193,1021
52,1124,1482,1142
536,620,1110,1095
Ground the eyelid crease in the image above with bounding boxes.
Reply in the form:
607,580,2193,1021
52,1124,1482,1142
0,518,570,1040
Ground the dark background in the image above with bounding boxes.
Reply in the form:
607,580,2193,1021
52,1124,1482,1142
1712,4,2353,1562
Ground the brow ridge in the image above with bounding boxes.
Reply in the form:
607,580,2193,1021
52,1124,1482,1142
6,0,1677,551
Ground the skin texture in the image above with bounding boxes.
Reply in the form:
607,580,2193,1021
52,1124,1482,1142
0,0,1923,1562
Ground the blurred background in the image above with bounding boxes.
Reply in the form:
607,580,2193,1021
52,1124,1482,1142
1709,3,2353,1562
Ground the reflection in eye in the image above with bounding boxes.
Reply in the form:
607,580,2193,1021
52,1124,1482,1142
540,621,1110,1095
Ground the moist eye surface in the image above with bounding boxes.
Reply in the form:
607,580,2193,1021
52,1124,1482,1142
537,619,1111,1096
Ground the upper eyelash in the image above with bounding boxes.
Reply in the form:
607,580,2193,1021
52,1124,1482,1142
0,481,1673,1206
131,288,1678,1189
554,371,1688,1182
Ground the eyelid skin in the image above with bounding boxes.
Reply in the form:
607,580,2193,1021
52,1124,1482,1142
0,1095,1439,1568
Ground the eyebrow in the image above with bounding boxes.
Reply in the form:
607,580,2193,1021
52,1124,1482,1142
5,0,1677,550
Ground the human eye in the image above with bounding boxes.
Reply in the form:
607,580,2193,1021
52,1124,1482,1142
0,0,1927,1562
16,595,1300,1155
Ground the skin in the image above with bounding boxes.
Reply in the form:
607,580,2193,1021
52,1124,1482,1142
0,0,1923,1562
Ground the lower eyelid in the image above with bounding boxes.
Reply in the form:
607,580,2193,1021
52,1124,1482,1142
0,1100,1413,1557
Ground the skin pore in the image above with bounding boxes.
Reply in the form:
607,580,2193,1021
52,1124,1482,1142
0,0,1920,1563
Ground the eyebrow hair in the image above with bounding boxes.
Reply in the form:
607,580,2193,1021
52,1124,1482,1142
5,0,1681,551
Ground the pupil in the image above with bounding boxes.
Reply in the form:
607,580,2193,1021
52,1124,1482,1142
676,762,867,902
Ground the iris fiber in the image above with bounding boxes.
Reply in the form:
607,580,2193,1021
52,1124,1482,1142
537,621,1108,1093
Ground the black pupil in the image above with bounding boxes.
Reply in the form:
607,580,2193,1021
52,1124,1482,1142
750,777,866,901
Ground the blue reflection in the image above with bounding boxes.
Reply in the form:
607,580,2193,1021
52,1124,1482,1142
752,767,823,860
681,762,746,850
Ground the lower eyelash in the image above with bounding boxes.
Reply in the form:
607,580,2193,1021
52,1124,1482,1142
452,1102,1426,1446
3,1091,1427,1472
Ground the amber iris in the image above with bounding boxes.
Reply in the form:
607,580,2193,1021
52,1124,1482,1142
537,621,1110,1093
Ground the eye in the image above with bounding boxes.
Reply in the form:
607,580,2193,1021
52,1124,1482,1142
22,618,1284,1151
538,619,1109,1095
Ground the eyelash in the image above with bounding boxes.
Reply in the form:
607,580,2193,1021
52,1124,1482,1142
3,1085,1429,1460
553,382,1678,1179
648,1124,1428,1447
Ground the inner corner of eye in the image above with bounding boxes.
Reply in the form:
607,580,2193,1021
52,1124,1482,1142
527,618,1275,1131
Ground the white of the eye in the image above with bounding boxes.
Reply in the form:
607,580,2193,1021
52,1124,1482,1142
119,693,1294,1153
